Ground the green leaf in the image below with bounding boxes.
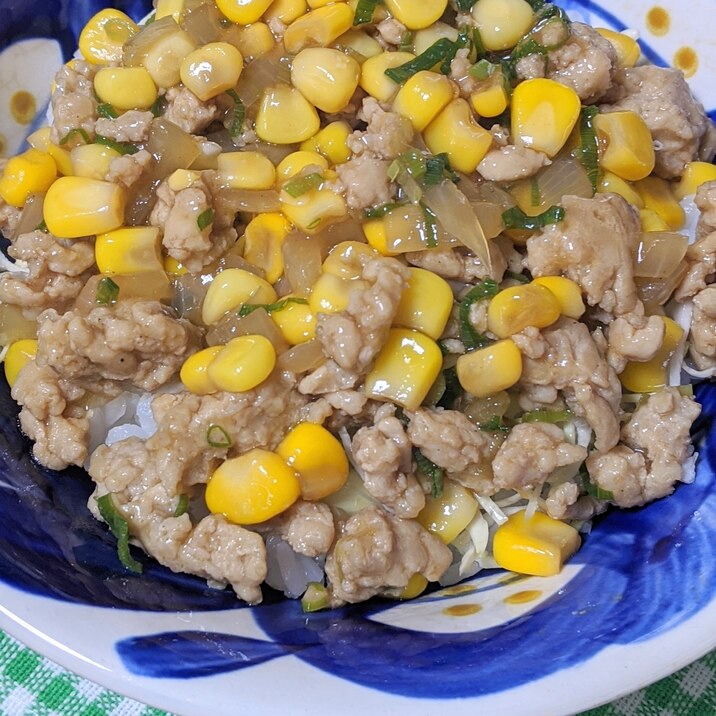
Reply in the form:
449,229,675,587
502,205,565,231
95,277,119,306
94,135,139,155
97,103,119,119
469,59,495,80
414,448,443,498
459,279,500,350
59,128,91,146
238,296,309,318
173,494,189,518
398,30,414,52
207,424,232,448
424,153,459,186
96,494,143,573
197,208,215,231
225,88,245,138
353,0,381,25
282,172,324,198
384,38,459,83
438,367,462,409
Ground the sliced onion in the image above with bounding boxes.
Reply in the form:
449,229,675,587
312,217,365,253
634,231,689,278
0,303,36,345
215,188,281,214
235,44,291,108
463,179,516,209
636,263,688,310
383,203,455,253
534,157,592,207
246,142,295,165
206,307,289,354
75,272,172,315
277,339,326,373
182,0,222,44
123,16,178,66
423,181,491,268
470,201,504,239
283,231,322,295
14,193,45,238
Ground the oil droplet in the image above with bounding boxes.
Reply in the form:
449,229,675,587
10,91,37,125
0,133,6,156
673,47,698,78
443,603,482,617
442,584,477,596
505,589,543,605
646,7,670,36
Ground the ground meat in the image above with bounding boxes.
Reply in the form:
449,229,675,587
105,149,153,189
513,319,622,452
689,285,716,370
516,23,617,103
0,231,95,318
676,182,716,300
163,86,219,134
324,507,451,605
262,501,335,558
50,61,97,144
477,145,551,182
586,388,700,507
492,423,587,490
526,193,641,316
95,110,154,143
405,244,507,284
301,257,409,394
35,299,201,392
0,198,21,240
375,17,406,47
606,312,665,373
352,404,425,518
348,98,415,159
600,66,716,179
12,361,89,470
150,176,234,272
545,481,604,521
694,180,716,237
335,154,394,210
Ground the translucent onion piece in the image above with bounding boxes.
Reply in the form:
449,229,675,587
634,231,689,278
463,179,516,209
535,157,592,208
243,142,295,165
423,182,491,268
182,0,222,45
636,263,688,310
313,217,365,253
463,391,511,424
215,188,282,214
235,44,291,108
470,201,504,239
123,16,178,67
384,204,455,254
282,231,322,295
0,303,36,345
206,306,289,354
75,272,172,315
277,339,326,373
14,193,46,239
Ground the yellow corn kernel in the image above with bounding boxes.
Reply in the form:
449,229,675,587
674,161,716,200
167,169,201,192
322,240,378,280
94,67,157,111
43,177,126,239
470,84,509,118
417,479,478,545
276,150,329,180
471,0,535,51
155,0,185,21
456,338,523,399
137,25,197,89
307,0,348,7
217,151,276,190
180,42,243,102
394,268,453,340
639,208,669,233
215,0,273,24
70,144,121,181
202,268,277,324
0,149,57,208
256,85,320,144
412,22,458,56
392,71,455,132
383,0,448,30
271,295,317,344
264,0,308,25
281,188,347,234
423,98,493,174
180,346,223,395
276,422,349,501
532,276,585,319
229,22,275,60
164,255,188,275
362,217,395,256
595,28,640,68
301,121,352,165
291,48,360,114
493,509,581,577
360,51,415,102
26,127,73,177
206,448,301,525
597,170,644,208
308,272,355,314
364,328,442,410
79,9,138,65
95,226,163,275
283,4,354,53
619,317,684,393
395,573,429,600
4,339,38,389
333,29,382,59
487,283,561,338
511,79,581,158
635,175,684,230
207,334,277,392
243,212,291,283
594,110,655,182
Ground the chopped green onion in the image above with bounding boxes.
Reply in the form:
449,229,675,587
197,208,215,231
97,103,119,119
479,416,510,432
364,201,403,219
421,203,439,248
502,205,565,231
353,0,381,25
438,367,462,409
472,27,486,58
225,88,245,138
504,270,531,284
174,494,189,518
525,0,545,8
94,135,139,155
509,38,549,69
302,582,329,612
398,31,414,52
150,95,167,118
307,218,322,230
437,340,451,356
519,409,573,424
143,11,156,25
96,277,119,306
96,494,143,574
239,296,309,317
530,176,541,206
455,0,478,9
572,105,600,193
414,448,443,498
469,59,495,80
584,477,614,501
282,172,324,198
424,153,459,186
207,424,232,449
59,128,91,146
678,385,694,397
459,278,499,350
35,220,48,233
384,38,458,84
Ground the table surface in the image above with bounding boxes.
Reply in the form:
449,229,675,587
0,631,713,716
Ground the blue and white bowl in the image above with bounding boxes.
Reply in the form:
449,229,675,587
0,2,714,714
